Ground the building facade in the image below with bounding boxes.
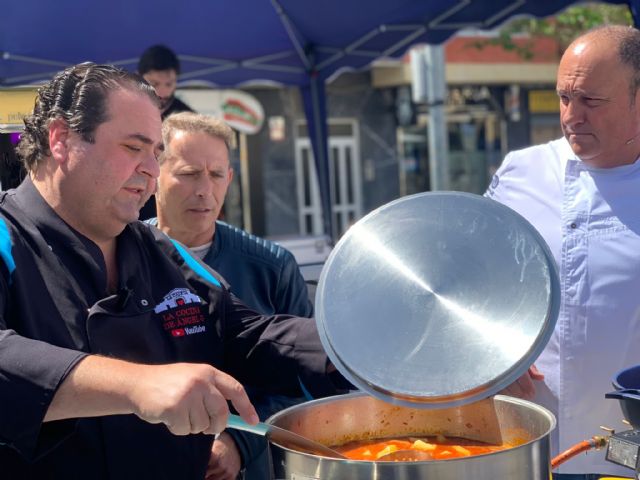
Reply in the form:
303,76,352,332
201,33,561,240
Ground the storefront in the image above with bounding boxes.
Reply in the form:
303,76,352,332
0,86,37,189
528,89,562,145
397,86,504,197
374,33,561,197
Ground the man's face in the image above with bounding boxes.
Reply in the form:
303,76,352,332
557,39,640,167
156,130,233,247
143,69,177,111
60,89,162,243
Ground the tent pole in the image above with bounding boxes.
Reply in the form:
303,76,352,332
630,0,640,26
308,75,334,241
271,0,333,239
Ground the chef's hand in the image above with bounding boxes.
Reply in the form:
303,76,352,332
206,432,242,480
130,363,259,436
498,365,544,400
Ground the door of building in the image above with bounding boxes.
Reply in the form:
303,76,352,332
295,120,362,238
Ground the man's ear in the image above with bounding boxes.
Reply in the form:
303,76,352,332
227,166,234,185
48,118,71,165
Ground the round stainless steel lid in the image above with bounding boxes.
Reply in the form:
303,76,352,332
315,192,560,409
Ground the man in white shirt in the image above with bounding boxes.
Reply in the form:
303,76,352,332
486,25,640,479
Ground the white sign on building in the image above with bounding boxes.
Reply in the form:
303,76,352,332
175,89,264,135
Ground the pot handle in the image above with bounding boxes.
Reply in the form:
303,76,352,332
605,388,640,401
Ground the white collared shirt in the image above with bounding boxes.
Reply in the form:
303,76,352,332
486,137,640,475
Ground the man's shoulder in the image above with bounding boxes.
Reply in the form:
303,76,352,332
163,97,194,118
496,137,570,177
486,138,568,199
216,222,294,268
129,220,176,255
172,97,193,112
506,137,570,164
129,221,227,287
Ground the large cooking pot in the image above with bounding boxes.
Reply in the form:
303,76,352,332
267,392,555,479
266,193,560,478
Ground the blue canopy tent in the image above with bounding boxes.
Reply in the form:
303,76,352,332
1,0,638,238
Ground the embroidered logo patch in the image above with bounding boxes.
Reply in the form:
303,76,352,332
485,174,500,197
154,288,206,338
154,287,202,313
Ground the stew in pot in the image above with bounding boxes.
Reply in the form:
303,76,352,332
333,434,511,461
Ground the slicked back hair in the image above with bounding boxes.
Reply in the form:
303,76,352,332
17,63,159,173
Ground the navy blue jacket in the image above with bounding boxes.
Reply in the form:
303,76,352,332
146,218,313,318
203,221,313,318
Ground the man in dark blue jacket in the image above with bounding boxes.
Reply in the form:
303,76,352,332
152,112,313,479
0,63,343,479
153,113,312,320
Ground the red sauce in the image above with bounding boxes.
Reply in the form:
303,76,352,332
333,435,509,461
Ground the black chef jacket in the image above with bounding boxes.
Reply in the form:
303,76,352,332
0,178,335,479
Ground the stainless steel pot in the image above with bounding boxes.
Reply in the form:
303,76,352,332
267,392,555,480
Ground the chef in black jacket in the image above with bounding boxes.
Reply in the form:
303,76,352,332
0,63,344,479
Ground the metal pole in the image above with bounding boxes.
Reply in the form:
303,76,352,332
308,75,335,240
410,44,449,191
425,45,449,191
239,132,253,233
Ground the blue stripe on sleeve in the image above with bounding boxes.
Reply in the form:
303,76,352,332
171,239,221,287
298,377,314,401
0,219,15,279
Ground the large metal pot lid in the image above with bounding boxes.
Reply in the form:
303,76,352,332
315,192,560,409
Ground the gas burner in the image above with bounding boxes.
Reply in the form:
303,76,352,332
606,429,640,477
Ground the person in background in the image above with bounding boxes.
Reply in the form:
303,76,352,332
151,111,313,479
0,62,346,479
486,25,640,479
138,44,194,219
0,133,24,189
138,44,193,120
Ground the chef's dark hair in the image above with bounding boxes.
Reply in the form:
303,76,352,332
17,62,159,173
138,45,181,75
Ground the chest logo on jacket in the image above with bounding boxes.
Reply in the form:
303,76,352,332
154,288,206,338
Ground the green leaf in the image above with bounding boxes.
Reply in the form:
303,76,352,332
464,2,632,61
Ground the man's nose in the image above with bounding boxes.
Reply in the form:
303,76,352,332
561,100,585,128
155,86,171,99
195,176,214,198
138,152,160,179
